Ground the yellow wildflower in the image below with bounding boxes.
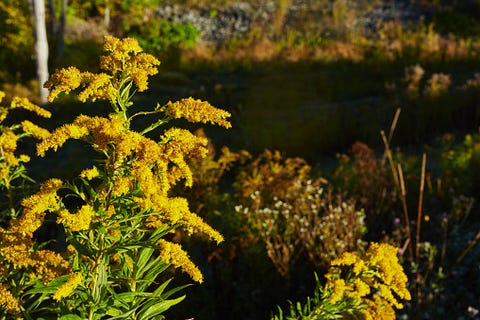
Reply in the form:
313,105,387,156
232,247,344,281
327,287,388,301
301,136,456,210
77,72,115,103
112,176,132,196
17,154,30,163
127,52,161,91
21,120,50,139
44,66,83,102
328,279,347,304
0,284,21,317
367,243,411,302
0,129,19,166
159,239,203,283
37,123,89,156
363,295,396,320
181,211,224,244
57,205,95,232
53,273,83,301
163,97,232,128
14,179,63,236
79,166,100,180
102,36,143,66
11,96,51,118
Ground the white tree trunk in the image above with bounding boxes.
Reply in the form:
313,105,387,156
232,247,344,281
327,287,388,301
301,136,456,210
32,0,49,105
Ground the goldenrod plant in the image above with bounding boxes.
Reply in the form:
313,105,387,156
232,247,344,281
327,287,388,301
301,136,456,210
0,36,230,319
272,242,411,320
0,91,51,219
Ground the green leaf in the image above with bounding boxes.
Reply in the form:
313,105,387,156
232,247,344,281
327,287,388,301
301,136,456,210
58,315,83,320
136,247,155,274
93,261,108,303
136,296,185,320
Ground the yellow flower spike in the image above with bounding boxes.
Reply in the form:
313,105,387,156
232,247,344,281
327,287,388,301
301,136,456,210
10,96,51,118
57,205,95,232
0,129,18,154
112,176,132,196
163,97,232,128
158,239,203,283
37,123,89,156
181,211,224,244
328,278,347,304
127,53,161,92
0,284,21,317
79,166,100,180
77,72,116,103
53,273,83,301
44,66,83,102
21,120,50,139
13,179,63,236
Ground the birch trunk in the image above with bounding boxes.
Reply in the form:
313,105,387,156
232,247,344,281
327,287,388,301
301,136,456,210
32,0,49,105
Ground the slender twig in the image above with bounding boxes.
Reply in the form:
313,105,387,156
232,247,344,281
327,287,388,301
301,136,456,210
416,153,427,265
397,163,413,261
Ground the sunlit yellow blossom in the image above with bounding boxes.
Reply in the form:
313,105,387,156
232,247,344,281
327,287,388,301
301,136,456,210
21,120,50,139
0,284,21,316
328,279,347,304
0,167,9,180
163,97,232,128
80,166,100,180
11,96,51,118
0,106,8,123
0,90,5,103
37,123,89,156
159,239,203,283
57,205,95,232
112,176,132,196
33,250,70,283
14,179,63,236
132,161,160,198
78,72,115,103
127,53,160,91
18,154,30,163
102,36,143,66
0,128,18,153
181,211,224,244
363,295,396,320
0,233,36,267
0,129,19,166
324,242,410,317
53,273,82,301
367,243,411,302
44,66,83,102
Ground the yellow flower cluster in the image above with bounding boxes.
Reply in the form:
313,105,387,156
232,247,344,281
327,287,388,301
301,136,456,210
53,273,83,301
0,284,21,317
0,128,20,166
162,98,232,128
10,96,52,118
100,36,160,92
45,36,160,103
158,239,203,283
37,114,222,247
57,205,95,232
325,242,411,319
0,179,71,312
0,91,50,174
0,179,66,269
21,120,50,140
79,166,100,180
